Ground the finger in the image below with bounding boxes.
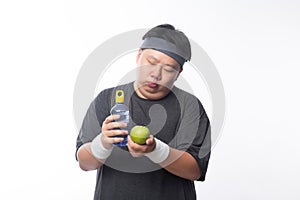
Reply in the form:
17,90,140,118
106,137,124,144
102,131,126,141
127,136,139,150
104,115,120,124
127,137,144,157
127,135,134,146
104,130,128,137
107,121,127,130
102,122,127,132
127,135,142,147
146,135,155,145
128,136,149,152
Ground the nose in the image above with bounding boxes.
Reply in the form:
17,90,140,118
150,65,162,81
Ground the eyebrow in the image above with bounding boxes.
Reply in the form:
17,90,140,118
147,55,180,68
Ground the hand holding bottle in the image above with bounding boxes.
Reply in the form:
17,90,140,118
90,114,128,160
101,114,128,149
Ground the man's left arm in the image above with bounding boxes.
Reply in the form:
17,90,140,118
127,136,201,180
127,95,211,181
161,147,201,180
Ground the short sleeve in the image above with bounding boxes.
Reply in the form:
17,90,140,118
75,90,111,160
187,113,211,181
170,91,211,181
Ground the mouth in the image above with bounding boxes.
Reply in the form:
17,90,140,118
147,82,158,88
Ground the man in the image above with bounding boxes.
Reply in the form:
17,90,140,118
76,24,211,200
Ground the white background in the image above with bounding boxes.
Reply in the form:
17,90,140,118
0,0,299,199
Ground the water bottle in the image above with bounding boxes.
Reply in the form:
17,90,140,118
110,90,130,146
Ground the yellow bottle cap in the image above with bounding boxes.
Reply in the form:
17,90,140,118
115,90,124,103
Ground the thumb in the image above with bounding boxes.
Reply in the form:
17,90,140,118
146,135,155,145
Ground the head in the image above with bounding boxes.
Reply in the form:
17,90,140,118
134,24,192,100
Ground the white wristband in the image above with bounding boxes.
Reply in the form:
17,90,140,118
91,134,113,160
145,138,170,163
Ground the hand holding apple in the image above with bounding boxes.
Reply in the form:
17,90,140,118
128,125,169,162
130,125,150,145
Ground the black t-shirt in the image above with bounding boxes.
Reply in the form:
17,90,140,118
76,82,211,200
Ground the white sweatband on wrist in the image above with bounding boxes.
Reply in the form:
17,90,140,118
145,138,170,163
91,134,113,160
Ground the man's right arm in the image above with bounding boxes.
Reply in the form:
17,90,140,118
76,143,105,171
76,115,128,171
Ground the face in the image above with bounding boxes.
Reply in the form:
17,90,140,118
134,49,182,100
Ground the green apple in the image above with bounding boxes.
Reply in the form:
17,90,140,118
130,125,150,145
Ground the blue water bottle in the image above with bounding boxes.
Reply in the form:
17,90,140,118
110,90,129,146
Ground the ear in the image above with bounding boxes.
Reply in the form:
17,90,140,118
136,49,143,64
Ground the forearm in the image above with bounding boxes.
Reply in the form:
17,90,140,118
76,143,105,171
128,136,201,180
160,148,201,181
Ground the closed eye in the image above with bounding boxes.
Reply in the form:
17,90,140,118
163,66,177,73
